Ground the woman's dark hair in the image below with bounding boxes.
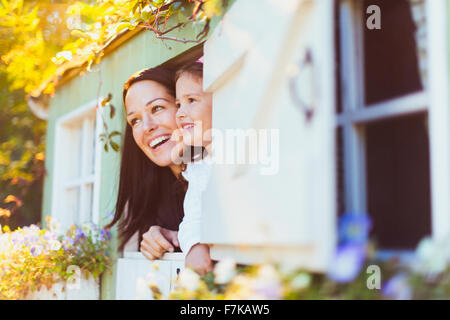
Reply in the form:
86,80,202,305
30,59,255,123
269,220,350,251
106,67,186,251
123,67,176,103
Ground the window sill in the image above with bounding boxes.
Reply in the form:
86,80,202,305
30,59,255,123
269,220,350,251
123,251,185,261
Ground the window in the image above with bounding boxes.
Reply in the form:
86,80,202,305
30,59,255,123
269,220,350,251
337,0,448,251
121,44,204,252
51,99,102,228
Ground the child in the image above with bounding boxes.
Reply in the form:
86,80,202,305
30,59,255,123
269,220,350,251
175,61,214,275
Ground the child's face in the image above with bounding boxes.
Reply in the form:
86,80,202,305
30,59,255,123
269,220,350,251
175,73,212,147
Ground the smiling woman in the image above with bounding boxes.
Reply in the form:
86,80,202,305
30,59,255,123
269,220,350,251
106,67,186,256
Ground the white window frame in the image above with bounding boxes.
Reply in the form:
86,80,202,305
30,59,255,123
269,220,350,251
427,0,450,242
338,0,450,254
51,99,103,228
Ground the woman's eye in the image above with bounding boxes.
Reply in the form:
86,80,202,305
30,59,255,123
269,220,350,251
130,118,140,127
175,102,181,109
152,105,164,113
188,97,195,104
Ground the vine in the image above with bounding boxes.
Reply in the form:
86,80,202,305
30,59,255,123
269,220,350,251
40,0,226,97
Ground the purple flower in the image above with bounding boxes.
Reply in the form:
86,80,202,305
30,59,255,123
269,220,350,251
327,243,366,283
24,225,39,233
99,229,110,241
74,228,85,242
382,273,412,300
62,240,70,250
30,245,43,257
44,231,57,241
62,237,75,250
338,213,372,245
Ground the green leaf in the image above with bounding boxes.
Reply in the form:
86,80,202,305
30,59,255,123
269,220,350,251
109,104,116,119
114,22,132,34
71,29,90,40
132,1,141,14
142,9,152,21
108,131,121,139
110,141,120,152
100,93,112,107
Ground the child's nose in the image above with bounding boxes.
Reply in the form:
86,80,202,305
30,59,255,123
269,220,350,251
176,107,186,120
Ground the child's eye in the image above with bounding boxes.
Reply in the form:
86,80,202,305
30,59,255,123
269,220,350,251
152,105,164,113
175,102,181,109
188,97,195,104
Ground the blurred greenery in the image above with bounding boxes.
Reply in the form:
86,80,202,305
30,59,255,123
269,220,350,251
0,0,78,229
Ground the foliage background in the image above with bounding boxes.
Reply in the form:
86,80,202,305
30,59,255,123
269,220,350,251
0,0,76,229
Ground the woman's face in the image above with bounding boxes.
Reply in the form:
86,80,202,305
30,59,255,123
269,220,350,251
125,80,179,168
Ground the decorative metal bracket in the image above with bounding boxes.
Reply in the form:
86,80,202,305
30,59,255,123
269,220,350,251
288,49,316,122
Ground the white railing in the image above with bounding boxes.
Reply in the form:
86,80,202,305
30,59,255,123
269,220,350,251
115,252,185,299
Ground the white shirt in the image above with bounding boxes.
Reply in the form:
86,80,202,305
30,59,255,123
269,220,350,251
178,156,212,254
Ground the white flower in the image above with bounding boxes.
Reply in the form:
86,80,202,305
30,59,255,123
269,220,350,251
290,273,311,290
414,237,447,276
214,257,236,284
135,277,153,300
49,239,61,251
177,268,200,291
81,223,91,233
257,265,280,282
249,265,283,300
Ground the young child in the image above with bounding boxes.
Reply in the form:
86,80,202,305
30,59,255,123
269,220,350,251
175,61,214,275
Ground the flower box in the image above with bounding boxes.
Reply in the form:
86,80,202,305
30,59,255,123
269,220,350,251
24,274,100,300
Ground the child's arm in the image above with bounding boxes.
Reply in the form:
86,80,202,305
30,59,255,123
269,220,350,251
179,160,213,274
179,214,213,275
185,243,213,275
178,212,201,255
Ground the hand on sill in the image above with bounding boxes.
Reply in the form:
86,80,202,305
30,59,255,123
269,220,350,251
185,243,213,275
140,226,179,261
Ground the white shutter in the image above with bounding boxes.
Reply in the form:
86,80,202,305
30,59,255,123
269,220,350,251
202,0,336,271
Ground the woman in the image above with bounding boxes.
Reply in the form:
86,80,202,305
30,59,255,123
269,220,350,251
106,67,186,261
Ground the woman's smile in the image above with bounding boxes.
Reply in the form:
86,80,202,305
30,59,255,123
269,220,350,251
148,133,172,151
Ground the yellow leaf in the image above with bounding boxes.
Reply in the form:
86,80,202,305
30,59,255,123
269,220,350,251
43,82,55,96
34,152,45,161
203,0,223,18
4,195,22,207
0,209,11,218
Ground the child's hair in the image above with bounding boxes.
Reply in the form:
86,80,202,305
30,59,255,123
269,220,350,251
175,61,203,83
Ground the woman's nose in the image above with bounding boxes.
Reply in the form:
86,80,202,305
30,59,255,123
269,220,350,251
142,113,158,133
